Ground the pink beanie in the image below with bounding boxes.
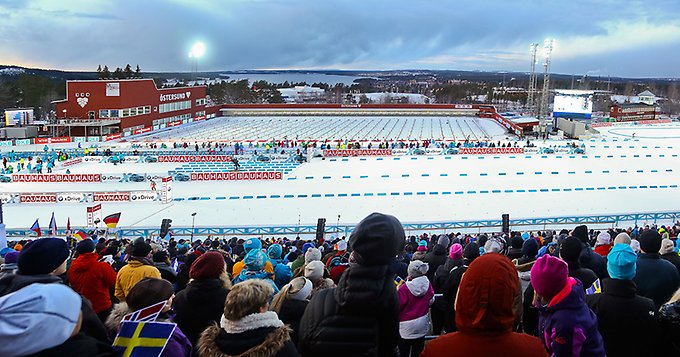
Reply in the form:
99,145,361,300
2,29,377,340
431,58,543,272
449,243,463,260
416,245,428,252
530,255,568,300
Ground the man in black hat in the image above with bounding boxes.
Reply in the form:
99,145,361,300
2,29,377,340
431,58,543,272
572,225,608,279
634,230,680,308
299,212,403,357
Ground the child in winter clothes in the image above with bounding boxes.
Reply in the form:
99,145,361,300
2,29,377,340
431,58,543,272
531,255,605,357
412,240,428,261
398,260,435,357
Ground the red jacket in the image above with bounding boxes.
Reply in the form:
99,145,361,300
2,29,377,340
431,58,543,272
594,245,611,257
68,252,117,313
421,254,547,357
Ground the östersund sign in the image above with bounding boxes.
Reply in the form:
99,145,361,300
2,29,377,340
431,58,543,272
160,92,191,102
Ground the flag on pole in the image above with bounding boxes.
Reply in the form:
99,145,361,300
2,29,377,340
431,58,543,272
74,231,88,241
30,219,41,237
112,321,176,357
49,212,57,235
103,213,121,229
123,301,167,322
66,217,71,236
586,279,602,295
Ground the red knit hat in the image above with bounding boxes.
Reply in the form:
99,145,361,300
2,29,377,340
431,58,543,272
530,255,568,300
189,251,225,280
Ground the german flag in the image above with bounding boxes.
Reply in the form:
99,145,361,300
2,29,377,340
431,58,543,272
74,231,88,241
103,213,121,229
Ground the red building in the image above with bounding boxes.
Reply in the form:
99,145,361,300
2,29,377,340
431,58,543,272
53,79,208,138
609,103,658,122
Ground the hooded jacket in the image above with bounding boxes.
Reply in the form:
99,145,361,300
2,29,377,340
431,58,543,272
114,259,161,301
422,244,447,281
633,253,680,308
68,252,117,313
298,264,400,357
538,278,605,357
106,302,192,357
397,276,434,339
586,279,661,356
579,246,608,279
173,278,230,347
421,254,547,357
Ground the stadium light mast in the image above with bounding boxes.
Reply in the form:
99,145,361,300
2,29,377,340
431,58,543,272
527,43,539,114
538,39,555,139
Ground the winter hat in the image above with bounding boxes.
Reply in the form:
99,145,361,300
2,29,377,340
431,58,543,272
437,235,450,249
126,277,174,311
418,240,427,247
3,251,19,264
660,239,675,255
302,242,315,254
607,244,637,280
18,238,70,275
244,249,267,271
75,239,96,254
244,238,262,253
559,236,583,262
521,232,530,241
449,243,463,260
288,277,313,301
596,232,611,246
304,261,325,281
531,255,569,300
408,260,429,278
349,212,404,266
335,240,348,251
484,239,502,254
13,243,22,251
304,247,322,264
638,230,662,254
131,240,152,257
0,247,14,258
614,233,632,245
416,245,428,252
510,236,523,249
267,244,283,259
190,251,225,280
521,238,539,259
630,239,641,253
463,242,480,261
0,283,82,357
572,225,589,243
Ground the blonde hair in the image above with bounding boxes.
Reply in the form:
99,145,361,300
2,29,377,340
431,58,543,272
668,287,680,305
223,279,273,320
270,277,307,313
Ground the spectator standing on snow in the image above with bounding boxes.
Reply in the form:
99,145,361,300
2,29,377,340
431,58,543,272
68,239,117,323
634,230,680,308
397,260,434,357
270,276,313,346
114,239,161,301
660,238,680,275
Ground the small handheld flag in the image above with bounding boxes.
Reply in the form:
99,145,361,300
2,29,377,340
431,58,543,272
49,212,57,235
112,321,176,357
586,279,602,295
103,213,121,229
394,275,405,289
30,219,41,237
74,231,88,241
123,300,167,322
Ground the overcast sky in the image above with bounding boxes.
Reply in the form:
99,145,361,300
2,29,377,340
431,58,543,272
1,0,679,77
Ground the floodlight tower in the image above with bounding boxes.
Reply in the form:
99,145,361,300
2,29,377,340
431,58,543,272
527,43,539,113
538,39,555,139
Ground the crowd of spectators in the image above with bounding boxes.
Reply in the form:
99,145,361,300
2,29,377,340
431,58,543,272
1,215,680,356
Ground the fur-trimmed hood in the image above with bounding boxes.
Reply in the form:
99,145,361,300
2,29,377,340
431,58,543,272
198,322,293,357
105,302,133,333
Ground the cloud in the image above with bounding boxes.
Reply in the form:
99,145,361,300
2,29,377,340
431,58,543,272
0,0,678,77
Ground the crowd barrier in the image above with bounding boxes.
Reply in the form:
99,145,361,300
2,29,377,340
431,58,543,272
590,119,674,128
0,190,162,204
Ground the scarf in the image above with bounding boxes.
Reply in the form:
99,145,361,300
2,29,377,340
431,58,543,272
220,311,284,334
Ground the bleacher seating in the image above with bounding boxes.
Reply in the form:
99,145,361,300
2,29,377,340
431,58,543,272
169,161,301,175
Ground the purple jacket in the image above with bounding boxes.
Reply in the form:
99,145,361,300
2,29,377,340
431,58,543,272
538,278,605,357
162,324,193,357
398,276,434,339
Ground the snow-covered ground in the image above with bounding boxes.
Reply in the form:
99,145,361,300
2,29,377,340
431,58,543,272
2,122,679,232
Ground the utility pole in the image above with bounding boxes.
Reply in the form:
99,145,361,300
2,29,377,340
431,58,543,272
527,43,539,114
538,39,555,139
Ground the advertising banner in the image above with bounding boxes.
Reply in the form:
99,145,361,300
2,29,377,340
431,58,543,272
190,172,283,181
425,148,443,155
0,193,20,204
391,149,409,156
132,127,152,135
35,137,71,144
161,177,172,204
60,157,83,168
167,120,182,127
458,147,525,155
129,191,161,202
87,204,102,227
20,193,57,203
106,133,122,141
123,156,140,163
0,140,13,147
56,192,92,204
93,192,131,202
12,174,102,183
101,174,124,182
157,155,233,163
322,149,392,157
15,139,31,146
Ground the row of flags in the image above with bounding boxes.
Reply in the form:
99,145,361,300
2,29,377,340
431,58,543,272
29,212,121,239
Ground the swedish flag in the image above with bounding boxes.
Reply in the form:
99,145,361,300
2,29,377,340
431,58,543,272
113,321,176,357
586,279,602,295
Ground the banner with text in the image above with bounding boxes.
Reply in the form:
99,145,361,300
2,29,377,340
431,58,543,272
12,174,102,183
157,155,233,163
323,149,392,157
458,147,525,155
190,172,283,181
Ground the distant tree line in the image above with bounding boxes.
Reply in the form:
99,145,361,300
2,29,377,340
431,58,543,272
96,64,141,79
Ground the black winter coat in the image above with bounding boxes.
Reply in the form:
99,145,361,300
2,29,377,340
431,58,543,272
173,278,230,347
579,246,608,279
423,244,448,281
586,279,662,356
441,263,467,333
25,332,115,357
277,299,308,346
432,258,463,312
567,263,598,291
661,252,680,276
0,274,110,343
633,253,680,308
298,264,399,357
